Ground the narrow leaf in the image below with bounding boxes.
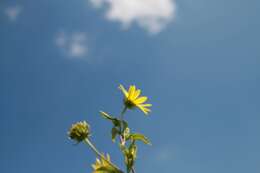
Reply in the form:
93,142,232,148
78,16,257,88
100,111,115,121
129,133,151,145
111,127,119,142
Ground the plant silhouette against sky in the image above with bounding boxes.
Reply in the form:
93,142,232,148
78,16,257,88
68,84,152,173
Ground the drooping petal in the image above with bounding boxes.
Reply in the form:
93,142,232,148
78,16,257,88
137,105,151,115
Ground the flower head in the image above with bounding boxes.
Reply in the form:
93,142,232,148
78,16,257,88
92,154,122,173
68,121,90,143
119,84,152,115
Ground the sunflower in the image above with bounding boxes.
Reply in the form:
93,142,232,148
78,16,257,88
119,84,152,115
92,154,122,173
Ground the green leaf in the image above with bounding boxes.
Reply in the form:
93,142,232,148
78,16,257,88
122,141,138,173
95,166,115,173
100,111,115,121
129,142,137,160
129,133,151,145
112,119,121,127
111,127,119,142
96,166,123,173
100,111,120,127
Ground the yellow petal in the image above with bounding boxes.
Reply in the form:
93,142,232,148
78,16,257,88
137,105,151,115
119,84,128,97
132,89,141,100
134,96,147,104
128,85,136,99
140,104,152,107
103,155,111,165
96,158,101,165
92,164,98,170
143,107,151,113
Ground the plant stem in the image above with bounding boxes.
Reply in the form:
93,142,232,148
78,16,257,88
120,106,127,125
119,106,127,144
84,138,121,171
84,138,101,157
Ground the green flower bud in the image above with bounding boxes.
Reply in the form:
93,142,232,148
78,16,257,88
68,121,90,142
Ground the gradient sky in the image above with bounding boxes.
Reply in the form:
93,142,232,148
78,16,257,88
1,0,259,173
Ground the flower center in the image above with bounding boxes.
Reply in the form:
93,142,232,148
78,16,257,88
124,99,136,109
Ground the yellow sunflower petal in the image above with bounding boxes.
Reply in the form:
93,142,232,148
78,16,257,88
137,105,151,115
134,96,148,104
128,85,136,99
103,154,110,165
140,104,152,107
132,89,141,100
143,107,151,113
91,164,96,170
96,158,101,164
119,84,128,98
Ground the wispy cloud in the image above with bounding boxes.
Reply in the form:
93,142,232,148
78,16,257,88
55,31,88,58
89,0,176,34
4,5,22,22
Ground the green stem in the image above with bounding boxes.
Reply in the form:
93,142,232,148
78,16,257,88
119,106,127,133
84,138,121,171
120,106,127,123
84,138,101,157
119,106,127,145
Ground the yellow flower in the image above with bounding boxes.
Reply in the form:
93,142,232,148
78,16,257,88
92,154,122,173
68,121,90,143
119,84,152,115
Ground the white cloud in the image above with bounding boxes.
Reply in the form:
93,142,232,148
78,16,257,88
5,5,22,21
89,0,176,34
55,32,88,58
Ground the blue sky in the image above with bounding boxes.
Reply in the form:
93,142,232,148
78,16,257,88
0,0,259,173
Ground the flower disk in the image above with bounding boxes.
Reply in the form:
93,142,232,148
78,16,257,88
68,121,90,143
119,84,152,115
